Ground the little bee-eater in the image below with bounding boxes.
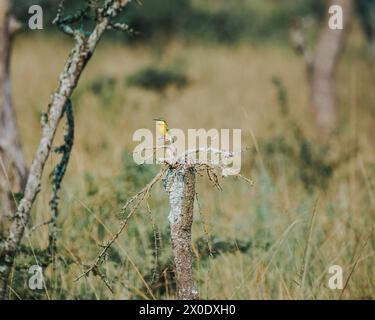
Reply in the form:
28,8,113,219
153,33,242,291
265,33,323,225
153,118,171,142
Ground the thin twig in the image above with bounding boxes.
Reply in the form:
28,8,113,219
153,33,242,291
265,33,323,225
75,167,167,282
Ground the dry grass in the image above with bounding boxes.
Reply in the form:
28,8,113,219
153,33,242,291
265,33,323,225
7,28,375,299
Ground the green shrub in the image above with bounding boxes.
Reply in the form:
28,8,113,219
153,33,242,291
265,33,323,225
12,0,328,44
127,66,188,92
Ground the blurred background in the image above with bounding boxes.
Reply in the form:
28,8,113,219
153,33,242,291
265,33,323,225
2,0,374,299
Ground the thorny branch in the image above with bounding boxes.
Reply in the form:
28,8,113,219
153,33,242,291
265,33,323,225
0,0,133,300
146,200,161,285
76,142,252,299
75,167,167,283
48,99,74,265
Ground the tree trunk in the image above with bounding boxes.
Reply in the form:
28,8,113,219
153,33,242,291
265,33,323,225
165,166,198,300
0,0,27,233
310,0,354,131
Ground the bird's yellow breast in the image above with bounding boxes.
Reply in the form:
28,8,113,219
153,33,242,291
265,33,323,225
156,121,168,136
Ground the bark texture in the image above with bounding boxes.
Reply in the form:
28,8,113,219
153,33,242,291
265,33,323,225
310,0,354,131
0,1,27,232
0,0,131,300
166,166,198,300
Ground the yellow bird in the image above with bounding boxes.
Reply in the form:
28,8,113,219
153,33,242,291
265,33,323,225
153,118,171,142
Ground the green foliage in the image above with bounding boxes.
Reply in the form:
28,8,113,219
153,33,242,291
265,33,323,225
121,0,326,44
12,0,327,44
122,0,192,41
127,66,188,92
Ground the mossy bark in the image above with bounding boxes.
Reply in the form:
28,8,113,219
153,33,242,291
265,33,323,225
165,166,198,300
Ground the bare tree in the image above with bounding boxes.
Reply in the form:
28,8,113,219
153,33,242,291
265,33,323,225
0,1,27,231
0,0,132,300
292,0,354,132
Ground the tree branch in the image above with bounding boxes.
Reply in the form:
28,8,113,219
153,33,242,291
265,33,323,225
0,0,132,300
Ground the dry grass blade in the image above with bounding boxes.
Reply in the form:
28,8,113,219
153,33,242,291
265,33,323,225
299,197,319,297
340,234,371,299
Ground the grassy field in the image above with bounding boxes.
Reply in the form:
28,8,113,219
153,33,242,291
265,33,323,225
7,26,375,299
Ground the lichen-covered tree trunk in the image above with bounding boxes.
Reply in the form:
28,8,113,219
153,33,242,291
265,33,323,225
310,0,354,131
165,166,198,300
0,0,27,232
